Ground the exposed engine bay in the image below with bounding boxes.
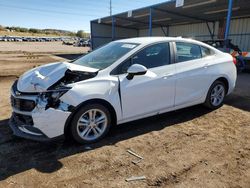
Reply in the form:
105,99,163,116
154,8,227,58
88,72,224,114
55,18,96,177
13,62,99,114
48,69,97,90
10,65,99,139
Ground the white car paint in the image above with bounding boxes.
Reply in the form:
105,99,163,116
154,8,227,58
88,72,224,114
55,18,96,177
174,55,214,106
18,61,98,92
119,63,176,121
9,37,237,140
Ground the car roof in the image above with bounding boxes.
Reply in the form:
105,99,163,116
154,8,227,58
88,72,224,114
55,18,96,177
203,39,232,42
113,37,222,55
115,37,203,45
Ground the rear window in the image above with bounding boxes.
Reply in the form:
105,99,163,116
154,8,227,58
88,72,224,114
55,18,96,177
176,42,202,62
201,46,213,57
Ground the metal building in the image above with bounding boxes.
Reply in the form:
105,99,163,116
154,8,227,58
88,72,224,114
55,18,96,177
90,0,250,51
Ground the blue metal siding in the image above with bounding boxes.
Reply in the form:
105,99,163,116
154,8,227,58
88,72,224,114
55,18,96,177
138,18,250,51
91,22,138,49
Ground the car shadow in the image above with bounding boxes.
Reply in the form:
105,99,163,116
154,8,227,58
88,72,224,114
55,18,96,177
0,105,212,180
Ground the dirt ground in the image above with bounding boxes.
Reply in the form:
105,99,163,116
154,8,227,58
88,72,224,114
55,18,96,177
0,42,249,188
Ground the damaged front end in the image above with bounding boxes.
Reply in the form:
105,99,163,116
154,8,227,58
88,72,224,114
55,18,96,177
9,62,98,141
36,68,98,111
36,86,73,111
9,80,74,141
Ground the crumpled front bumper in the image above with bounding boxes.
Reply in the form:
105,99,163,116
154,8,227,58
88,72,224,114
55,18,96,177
9,106,72,141
9,79,74,142
9,113,51,142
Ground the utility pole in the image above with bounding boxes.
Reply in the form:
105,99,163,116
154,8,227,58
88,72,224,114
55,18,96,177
109,0,112,15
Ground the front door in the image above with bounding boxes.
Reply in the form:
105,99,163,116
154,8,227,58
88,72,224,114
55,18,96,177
118,42,176,121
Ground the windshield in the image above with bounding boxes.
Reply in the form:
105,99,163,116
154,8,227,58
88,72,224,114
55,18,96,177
73,42,139,69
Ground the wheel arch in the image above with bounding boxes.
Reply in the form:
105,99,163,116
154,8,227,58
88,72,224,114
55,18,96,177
203,76,229,109
64,98,117,136
214,77,229,94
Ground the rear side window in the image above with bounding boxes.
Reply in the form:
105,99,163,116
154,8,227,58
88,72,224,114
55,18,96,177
176,42,202,63
201,46,213,57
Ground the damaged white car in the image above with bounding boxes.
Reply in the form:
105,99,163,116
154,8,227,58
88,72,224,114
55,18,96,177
9,37,237,144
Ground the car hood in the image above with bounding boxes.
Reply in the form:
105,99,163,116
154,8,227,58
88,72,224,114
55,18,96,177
17,62,98,93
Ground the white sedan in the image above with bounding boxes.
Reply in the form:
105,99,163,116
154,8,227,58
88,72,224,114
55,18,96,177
9,37,237,144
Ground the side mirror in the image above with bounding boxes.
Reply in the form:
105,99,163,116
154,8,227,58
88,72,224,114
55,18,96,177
126,64,147,80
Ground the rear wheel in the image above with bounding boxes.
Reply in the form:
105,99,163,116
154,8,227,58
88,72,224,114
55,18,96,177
204,80,226,109
70,104,112,144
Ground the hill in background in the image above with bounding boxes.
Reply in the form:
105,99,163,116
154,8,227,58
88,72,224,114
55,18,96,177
0,25,89,37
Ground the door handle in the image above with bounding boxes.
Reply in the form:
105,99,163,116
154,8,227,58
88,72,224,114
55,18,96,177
162,73,174,79
204,63,210,69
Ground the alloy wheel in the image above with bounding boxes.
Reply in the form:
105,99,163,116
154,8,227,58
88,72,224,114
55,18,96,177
210,84,225,106
76,109,108,141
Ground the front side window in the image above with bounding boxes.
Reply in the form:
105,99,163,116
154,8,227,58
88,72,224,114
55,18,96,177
176,42,202,63
132,43,170,68
112,42,170,74
73,42,138,69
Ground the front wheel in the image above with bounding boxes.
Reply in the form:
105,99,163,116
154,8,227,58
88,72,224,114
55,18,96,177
70,104,112,144
204,80,226,109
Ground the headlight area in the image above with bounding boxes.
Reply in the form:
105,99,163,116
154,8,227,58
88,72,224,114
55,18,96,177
9,87,74,140
36,87,74,112
31,87,75,139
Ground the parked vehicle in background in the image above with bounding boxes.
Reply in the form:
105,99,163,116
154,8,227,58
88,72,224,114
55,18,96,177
74,38,90,47
82,39,90,47
9,37,237,144
62,40,75,45
7,37,14,41
203,39,249,71
0,35,66,43
14,37,23,42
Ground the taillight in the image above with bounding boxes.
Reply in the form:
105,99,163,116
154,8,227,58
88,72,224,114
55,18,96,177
233,57,237,65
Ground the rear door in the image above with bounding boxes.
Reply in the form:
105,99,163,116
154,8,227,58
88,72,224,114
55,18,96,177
174,42,213,106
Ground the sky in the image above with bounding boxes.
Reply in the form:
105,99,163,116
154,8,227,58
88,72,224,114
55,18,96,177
0,0,168,32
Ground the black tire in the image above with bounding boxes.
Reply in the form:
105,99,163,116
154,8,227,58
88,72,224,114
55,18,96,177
204,80,226,109
70,103,112,144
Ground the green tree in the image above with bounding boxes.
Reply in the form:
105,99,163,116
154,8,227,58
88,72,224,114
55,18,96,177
19,27,28,32
29,28,39,33
76,30,87,38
